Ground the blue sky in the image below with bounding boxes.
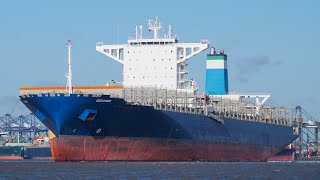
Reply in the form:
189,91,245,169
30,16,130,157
0,0,319,119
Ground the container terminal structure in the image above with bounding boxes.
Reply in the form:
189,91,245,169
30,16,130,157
0,114,51,160
19,17,298,161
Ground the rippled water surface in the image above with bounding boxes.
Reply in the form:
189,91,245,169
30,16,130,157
0,161,319,179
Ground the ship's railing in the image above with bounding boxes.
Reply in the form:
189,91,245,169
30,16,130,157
19,86,123,97
20,86,295,127
120,87,294,127
207,96,293,126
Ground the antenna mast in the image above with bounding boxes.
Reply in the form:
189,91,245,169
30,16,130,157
65,40,73,94
148,16,162,39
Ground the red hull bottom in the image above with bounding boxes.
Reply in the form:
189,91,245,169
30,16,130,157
0,156,23,160
267,155,294,161
51,136,281,162
25,157,53,160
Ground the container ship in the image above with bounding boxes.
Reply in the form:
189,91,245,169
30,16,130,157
0,146,23,160
19,17,299,161
23,134,52,160
0,134,52,160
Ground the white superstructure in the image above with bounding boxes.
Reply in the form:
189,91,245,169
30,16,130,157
95,17,272,114
96,17,208,92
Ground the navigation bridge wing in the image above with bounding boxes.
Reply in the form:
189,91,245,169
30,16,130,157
176,42,209,64
96,43,126,64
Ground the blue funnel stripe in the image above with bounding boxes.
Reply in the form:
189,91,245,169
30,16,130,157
205,69,228,95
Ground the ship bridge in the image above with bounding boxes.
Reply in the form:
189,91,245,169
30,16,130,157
96,17,209,92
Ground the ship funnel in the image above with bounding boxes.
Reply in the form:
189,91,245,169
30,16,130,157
205,49,228,95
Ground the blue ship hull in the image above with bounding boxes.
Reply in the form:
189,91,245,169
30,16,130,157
20,94,298,161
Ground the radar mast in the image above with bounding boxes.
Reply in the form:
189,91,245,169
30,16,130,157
65,40,73,94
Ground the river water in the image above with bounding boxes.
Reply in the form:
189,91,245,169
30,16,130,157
0,161,319,179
